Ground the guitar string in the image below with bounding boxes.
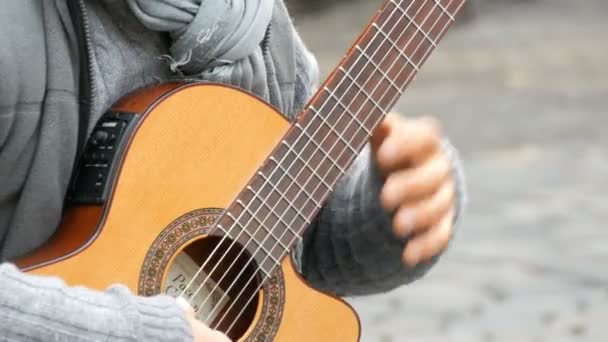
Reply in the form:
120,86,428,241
201,0,452,327
218,1,462,336
192,0,424,322
220,3,460,331
202,1,456,330
214,1,459,333
176,0,419,306
210,0,461,333
177,0,448,306
190,3,424,317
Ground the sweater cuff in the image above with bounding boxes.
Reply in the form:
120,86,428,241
0,263,193,341
112,286,194,341
295,137,466,296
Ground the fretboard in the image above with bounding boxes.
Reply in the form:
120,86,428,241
217,0,466,275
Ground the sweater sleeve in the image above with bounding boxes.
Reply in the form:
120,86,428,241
288,22,467,296
297,140,466,297
0,263,193,341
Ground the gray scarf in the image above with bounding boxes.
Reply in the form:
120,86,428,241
126,0,297,115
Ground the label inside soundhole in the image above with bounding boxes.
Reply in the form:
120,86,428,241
164,253,230,322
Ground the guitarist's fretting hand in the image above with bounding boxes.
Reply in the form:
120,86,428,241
371,113,456,268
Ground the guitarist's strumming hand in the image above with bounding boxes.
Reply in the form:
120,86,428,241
177,298,231,342
371,113,456,268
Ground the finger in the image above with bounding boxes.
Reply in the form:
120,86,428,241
375,116,443,174
392,179,454,238
176,297,195,317
370,112,400,151
192,321,232,342
402,209,454,267
177,298,231,341
380,151,452,211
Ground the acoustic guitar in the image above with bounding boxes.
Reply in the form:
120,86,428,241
17,0,465,340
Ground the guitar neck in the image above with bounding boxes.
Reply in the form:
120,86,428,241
218,0,466,275
305,0,465,136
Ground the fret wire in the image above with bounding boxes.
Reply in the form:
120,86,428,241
431,0,455,21
314,91,360,156
390,0,438,47
213,224,229,237
353,45,402,94
199,189,295,308
335,69,374,136
290,124,350,186
394,0,446,72
258,161,322,210
334,67,390,137
306,98,359,156
280,141,334,192
370,23,421,73
249,173,312,228
198,151,325,309
265,157,324,215
281,140,344,188
233,200,295,249
251,168,315,241
229,134,335,248
302,0,428,163
354,45,403,105
310,103,371,137
265,160,323,210
225,211,285,263
225,212,267,244
343,54,402,94
326,0,425,122
229,206,292,239
257,266,272,278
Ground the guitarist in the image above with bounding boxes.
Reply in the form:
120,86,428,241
0,0,465,341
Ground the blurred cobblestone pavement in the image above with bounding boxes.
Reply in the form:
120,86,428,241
292,0,608,340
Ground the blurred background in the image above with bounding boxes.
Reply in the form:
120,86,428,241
287,0,608,341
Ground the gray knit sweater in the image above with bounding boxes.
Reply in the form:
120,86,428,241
0,0,465,340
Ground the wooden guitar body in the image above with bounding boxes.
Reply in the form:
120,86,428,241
17,83,361,341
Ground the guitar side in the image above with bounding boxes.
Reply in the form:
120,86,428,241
16,83,360,341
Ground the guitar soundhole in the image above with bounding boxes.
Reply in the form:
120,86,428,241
164,236,261,340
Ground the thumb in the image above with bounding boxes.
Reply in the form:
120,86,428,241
371,112,400,152
176,297,196,316
176,297,231,342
